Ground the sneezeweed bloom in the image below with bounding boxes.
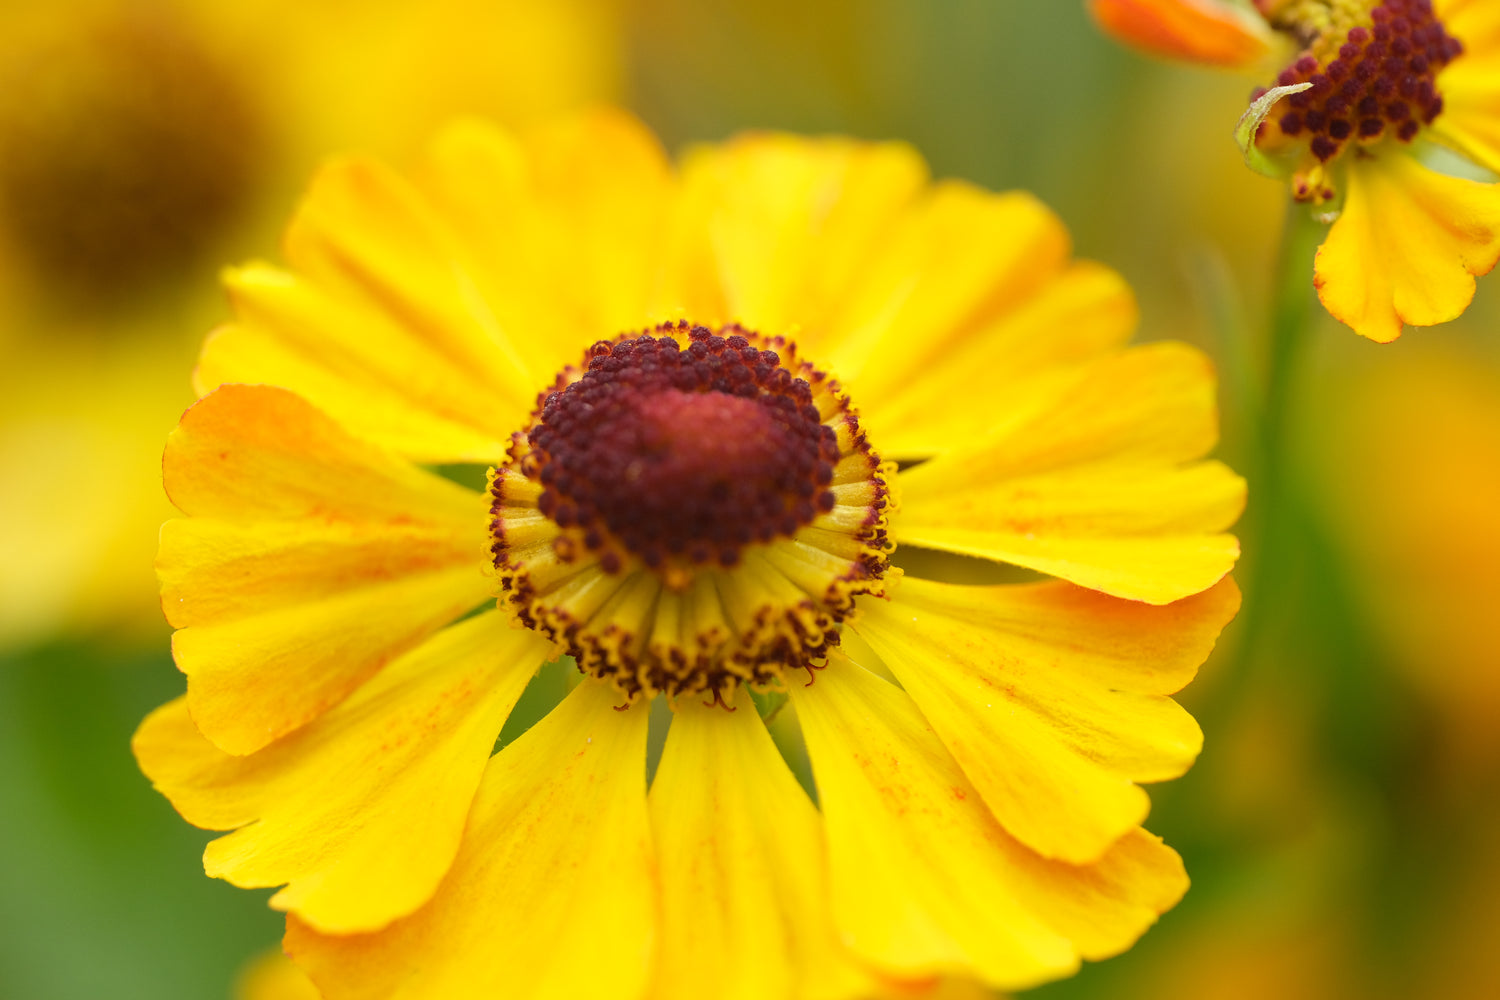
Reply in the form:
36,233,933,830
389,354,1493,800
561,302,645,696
1091,0,1500,342
135,111,1245,998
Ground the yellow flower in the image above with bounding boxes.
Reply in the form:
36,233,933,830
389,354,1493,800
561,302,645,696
1093,0,1500,342
0,0,620,650
135,110,1244,997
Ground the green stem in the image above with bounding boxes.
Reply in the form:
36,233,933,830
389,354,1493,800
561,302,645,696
1259,199,1324,472
1206,199,1323,720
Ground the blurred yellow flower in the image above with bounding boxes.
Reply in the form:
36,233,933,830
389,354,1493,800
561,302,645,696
0,329,191,649
1318,346,1500,769
1093,0,1500,342
135,110,1244,997
237,949,322,1000
0,0,621,650
1147,916,1348,1000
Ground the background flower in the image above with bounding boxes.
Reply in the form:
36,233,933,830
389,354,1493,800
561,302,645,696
0,0,623,652
1091,0,1500,342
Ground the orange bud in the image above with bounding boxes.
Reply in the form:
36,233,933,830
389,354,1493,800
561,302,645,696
1088,0,1272,68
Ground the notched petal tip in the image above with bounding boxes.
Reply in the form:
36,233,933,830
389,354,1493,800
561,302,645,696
1315,154,1500,343
1088,0,1272,68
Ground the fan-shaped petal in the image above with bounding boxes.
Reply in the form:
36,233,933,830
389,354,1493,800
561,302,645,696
1315,152,1500,342
135,612,550,933
852,577,1239,863
791,653,1188,991
160,384,491,755
648,689,879,1000
286,680,655,1000
894,343,1244,603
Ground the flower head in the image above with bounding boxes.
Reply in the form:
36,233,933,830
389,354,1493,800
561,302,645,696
1094,0,1500,341
136,111,1244,998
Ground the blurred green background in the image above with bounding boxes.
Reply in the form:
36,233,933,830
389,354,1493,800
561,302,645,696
3,1,1498,997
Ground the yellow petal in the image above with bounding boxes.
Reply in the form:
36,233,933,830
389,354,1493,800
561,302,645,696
1315,152,1500,342
278,156,540,414
161,384,492,755
791,653,1189,990
197,265,516,464
418,111,677,380
1087,0,1272,68
894,343,1244,603
172,570,490,758
162,383,482,526
798,182,1068,380
897,342,1221,479
159,517,481,628
852,577,1239,864
195,147,570,462
860,261,1138,459
674,134,929,354
648,689,879,1000
235,949,320,1000
825,185,1073,398
1434,0,1500,173
286,680,655,1000
892,467,1243,605
137,612,547,932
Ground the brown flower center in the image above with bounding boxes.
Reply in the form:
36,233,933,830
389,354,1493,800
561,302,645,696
1279,2,1461,155
1257,0,1462,181
528,327,839,573
488,322,893,701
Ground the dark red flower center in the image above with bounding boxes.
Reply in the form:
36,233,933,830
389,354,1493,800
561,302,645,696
528,325,839,572
1269,0,1463,161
